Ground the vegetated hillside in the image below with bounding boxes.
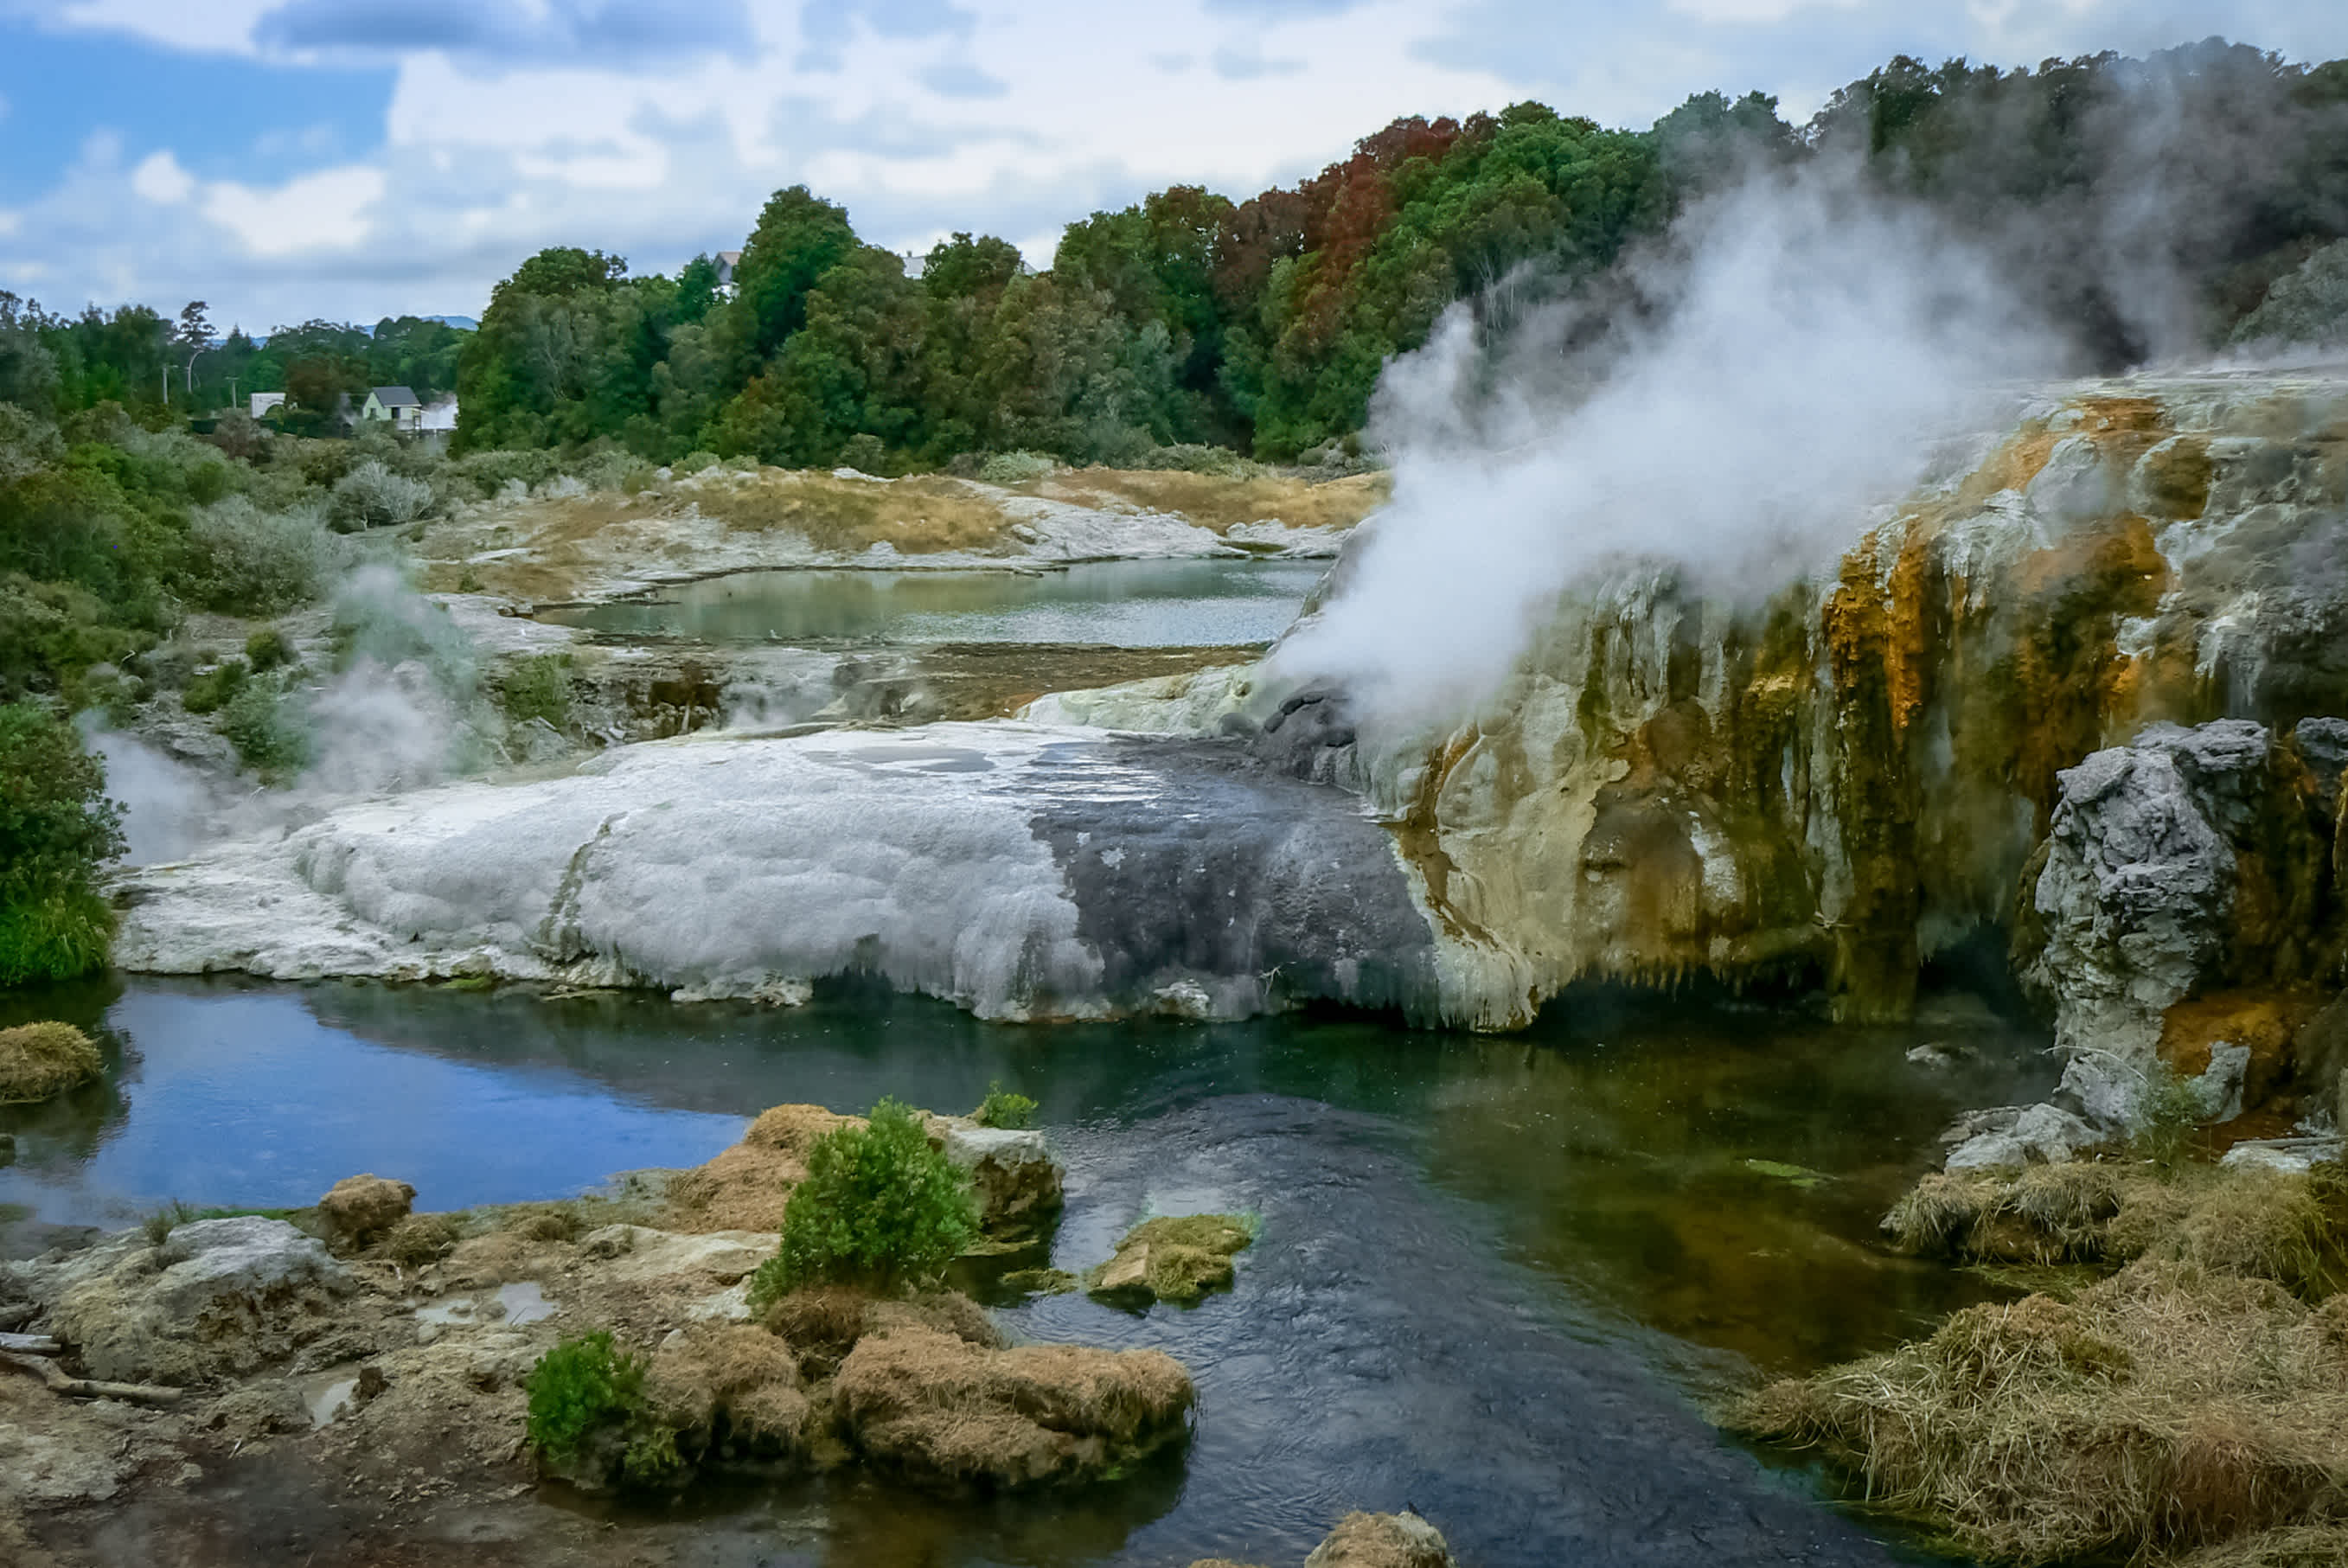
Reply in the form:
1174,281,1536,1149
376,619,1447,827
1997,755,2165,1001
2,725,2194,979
453,41,2348,470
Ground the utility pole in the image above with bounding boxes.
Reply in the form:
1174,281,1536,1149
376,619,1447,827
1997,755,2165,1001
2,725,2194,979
184,349,205,395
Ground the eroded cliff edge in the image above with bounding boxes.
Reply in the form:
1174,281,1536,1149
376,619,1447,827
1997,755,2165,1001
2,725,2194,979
1252,369,2348,1039
112,370,2348,1091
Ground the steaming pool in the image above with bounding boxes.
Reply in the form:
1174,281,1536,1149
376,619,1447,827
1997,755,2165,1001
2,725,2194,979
0,972,2056,1566
540,557,1329,647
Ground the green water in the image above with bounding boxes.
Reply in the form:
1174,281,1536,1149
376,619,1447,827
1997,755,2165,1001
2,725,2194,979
542,558,1328,646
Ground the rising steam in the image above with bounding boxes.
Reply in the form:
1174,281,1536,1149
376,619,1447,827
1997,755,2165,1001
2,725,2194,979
1267,168,2058,744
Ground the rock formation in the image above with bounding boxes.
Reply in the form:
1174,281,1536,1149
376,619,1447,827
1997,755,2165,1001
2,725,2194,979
109,369,2348,1050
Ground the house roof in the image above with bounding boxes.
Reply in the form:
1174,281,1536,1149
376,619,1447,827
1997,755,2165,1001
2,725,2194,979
716,250,742,266
372,386,420,407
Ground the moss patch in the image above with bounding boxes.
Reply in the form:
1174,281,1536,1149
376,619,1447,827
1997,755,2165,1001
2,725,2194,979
1085,1213,1255,1307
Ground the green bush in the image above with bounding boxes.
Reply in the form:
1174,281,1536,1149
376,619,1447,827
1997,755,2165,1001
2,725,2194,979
243,627,293,671
0,886,114,989
216,680,310,773
180,658,249,714
745,1098,976,1311
499,653,573,729
178,498,334,616
972,1081,1036,1130
977,451,1057,484
525,1332,647,1461
0,703,123,985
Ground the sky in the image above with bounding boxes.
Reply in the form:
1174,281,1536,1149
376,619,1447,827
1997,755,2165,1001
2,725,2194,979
2,1,2346,331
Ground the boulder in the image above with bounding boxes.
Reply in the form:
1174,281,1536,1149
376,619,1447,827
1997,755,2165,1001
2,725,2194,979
316,1174,415,1251
50,1218,353,1385
2019,721,2315,1130
927,1117,1063,1233
2290,717,2348,805
834,1323,1193,1488
1946,1104,2106,1169
1303,1513,1456,1568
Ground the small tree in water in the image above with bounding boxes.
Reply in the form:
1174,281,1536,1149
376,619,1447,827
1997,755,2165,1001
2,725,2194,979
746,1098,975,1311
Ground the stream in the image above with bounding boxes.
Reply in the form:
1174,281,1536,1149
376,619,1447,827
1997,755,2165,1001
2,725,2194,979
1,972,2051,1565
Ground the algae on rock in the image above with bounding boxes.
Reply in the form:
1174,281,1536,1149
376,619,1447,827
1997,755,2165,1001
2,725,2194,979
1086,1213,1254,1307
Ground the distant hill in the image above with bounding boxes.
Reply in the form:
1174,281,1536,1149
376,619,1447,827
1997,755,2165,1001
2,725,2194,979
420,315,477,331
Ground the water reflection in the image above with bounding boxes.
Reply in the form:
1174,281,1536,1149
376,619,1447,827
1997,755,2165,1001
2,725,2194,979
543,558,1328,647
0,975,2045,1565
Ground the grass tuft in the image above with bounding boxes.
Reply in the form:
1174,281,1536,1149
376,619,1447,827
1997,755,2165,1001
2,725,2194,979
0,1020,101,1101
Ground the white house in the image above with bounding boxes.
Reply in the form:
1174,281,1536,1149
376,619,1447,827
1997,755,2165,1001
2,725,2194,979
360,386,423,432
714,250,742,296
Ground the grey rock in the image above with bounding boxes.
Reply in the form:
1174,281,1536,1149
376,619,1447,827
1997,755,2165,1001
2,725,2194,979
2026,729,2253,1129
932,1119,1063,1233
2220,1136,2345,1174
150,1218,351,1320
2291,716,2348,802
1946,1102,2106,1169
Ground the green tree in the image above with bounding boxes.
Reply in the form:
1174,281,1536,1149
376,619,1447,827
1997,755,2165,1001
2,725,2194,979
728,186,861,362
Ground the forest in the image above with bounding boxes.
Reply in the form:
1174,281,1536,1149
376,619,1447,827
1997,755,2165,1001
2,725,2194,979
5,42,2346,481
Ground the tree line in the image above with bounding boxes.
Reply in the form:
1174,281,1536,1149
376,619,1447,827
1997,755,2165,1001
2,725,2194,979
452,40,2348,471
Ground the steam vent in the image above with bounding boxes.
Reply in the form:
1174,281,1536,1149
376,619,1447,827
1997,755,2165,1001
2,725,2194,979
119,373,2348,1071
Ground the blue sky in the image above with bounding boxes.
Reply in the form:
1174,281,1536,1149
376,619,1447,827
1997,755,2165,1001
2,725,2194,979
3,1,2346,331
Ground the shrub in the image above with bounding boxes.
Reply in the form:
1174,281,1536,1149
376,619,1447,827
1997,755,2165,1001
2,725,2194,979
0,1020,102,1102
243,628,294,672
180,658,249,714
2133,1066,2210,1172
677,451,720,476
745,1098,976,1311
180,497,333,615
837,432,887,474
971,1082,1036,1130
498,653,573,729
977,451,1057,484
525,1331,647,1460
329,460,434,532
216,679,310,773
0,703,123,984
0,888,114,987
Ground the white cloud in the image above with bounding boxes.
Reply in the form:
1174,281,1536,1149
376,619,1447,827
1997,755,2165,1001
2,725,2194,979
131,149,194,203
48,0,274,53
5,0,2348,324
200,165,387,256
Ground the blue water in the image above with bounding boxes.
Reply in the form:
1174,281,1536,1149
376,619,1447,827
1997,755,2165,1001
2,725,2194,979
0,982,744,1225
0,974,2048,1565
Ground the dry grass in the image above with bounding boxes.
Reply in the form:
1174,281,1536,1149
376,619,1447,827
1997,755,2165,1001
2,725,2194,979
0,1021,100,1103
380,1212,461,1268
1301,1511,1457,1568
832,1320,1194,1487
1024,469,1387,534
663,1103,857,1233
649,1323,810,1451
684,471,1015,554
1737,1162,2348,1563
1884,1164,2341,1290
